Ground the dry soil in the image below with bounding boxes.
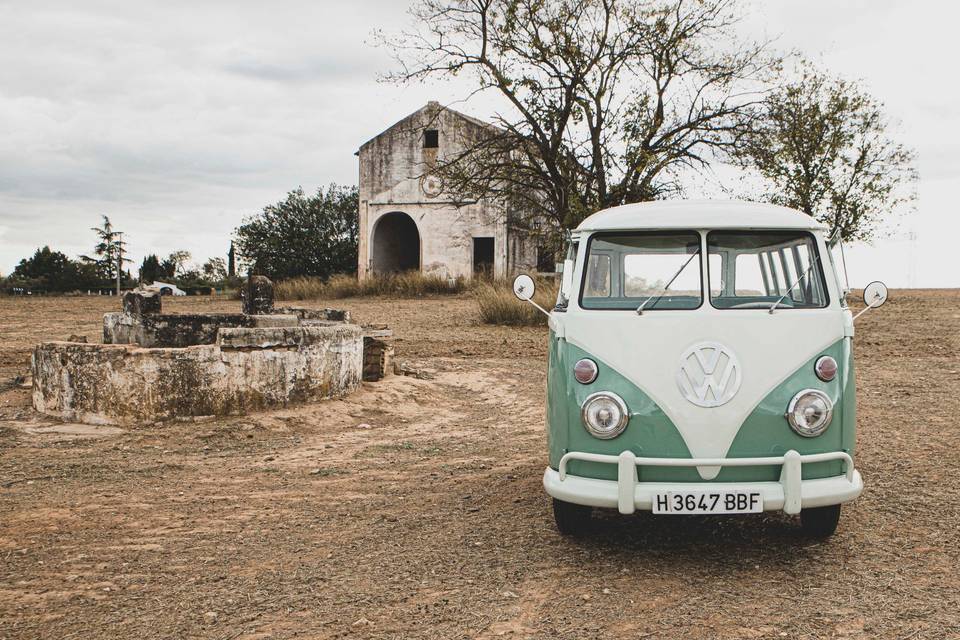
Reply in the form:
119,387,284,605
0,291,958,639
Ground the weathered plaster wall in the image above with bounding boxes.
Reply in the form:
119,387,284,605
357,102,537,279
33,325,363,425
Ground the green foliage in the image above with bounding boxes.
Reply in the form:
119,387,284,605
735,62,917,241
234,185,359,281
80,215,130,280
161,251,191,279
139,254,163,284
227,243,236,277
202,257,227,281
140,250,233,292
4,246,102,292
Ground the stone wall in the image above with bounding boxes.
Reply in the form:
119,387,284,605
103,291,350,348
32,324,363,425
274,307,352,323
103,312,253,347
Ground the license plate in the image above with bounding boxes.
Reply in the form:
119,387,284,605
652,491,763,514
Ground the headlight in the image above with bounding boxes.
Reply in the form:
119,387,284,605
573,358,598,384
581,392,629,439
786,389,833,437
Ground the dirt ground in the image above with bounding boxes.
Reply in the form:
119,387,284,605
1,290,958,639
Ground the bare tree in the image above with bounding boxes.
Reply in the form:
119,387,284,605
385,0,775,237
733,62,917,241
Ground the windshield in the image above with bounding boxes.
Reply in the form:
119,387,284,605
707,231,828,310
580,231,702,310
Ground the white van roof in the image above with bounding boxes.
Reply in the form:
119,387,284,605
576,200,828,232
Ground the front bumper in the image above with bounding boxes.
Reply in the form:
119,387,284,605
543,449,863,515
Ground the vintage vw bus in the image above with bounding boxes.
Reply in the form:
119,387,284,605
512,200,888,538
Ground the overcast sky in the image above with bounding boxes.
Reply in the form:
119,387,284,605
1,0,956,287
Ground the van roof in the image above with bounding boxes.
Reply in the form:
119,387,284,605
576,200,828,232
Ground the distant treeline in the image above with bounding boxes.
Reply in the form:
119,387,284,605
2,185,359,295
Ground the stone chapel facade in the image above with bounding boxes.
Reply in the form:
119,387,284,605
357,102,538,279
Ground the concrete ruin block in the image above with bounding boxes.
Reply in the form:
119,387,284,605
217,325,360,350
104,312,251,347
249,314,300,329
122,291,162,316
362,337,395,382
243,275,274,315
32,324,363,425
275,307,352,323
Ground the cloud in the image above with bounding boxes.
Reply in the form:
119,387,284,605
0,0,433,274
0,0,955,286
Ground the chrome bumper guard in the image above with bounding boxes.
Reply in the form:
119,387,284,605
549,449,861,515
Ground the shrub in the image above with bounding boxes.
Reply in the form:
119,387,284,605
274,273,470,300
474,277,559,326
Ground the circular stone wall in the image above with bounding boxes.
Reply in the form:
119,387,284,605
31,325,363,425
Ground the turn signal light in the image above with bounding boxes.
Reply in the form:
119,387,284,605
815,356,838,382
574,358,599,384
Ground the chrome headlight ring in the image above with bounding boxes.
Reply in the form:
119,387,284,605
580,391,629,439
785,389,834,437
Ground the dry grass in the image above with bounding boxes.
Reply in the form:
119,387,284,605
275,273,470,300
475,277,560,326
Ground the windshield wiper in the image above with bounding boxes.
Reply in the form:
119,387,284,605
768,253,821,314
636,250,700,315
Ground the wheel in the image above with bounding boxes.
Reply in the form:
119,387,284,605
552,499,592,536
800,504,841,538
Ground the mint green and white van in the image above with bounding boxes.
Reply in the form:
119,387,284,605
512,200,888,538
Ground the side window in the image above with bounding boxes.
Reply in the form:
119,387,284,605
557,241,579,307
584,253,611,297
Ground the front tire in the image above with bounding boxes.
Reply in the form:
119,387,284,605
800,504,841,538
553,499,592,536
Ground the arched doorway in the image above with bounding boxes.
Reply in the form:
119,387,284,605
371,212,420,273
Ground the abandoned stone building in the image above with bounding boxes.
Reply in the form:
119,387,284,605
357,102,538,279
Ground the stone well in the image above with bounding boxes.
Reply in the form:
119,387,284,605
31,282,373,425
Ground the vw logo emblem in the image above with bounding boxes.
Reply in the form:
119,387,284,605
676,342,742,407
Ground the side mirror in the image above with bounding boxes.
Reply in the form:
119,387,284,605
863,281,888,308
512,274,536,301
853,280,889,321
511,274,550,318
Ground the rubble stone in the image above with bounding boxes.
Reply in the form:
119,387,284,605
243,275,274,315
122,291,162,316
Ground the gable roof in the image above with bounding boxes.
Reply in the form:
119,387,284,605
357,101,500,152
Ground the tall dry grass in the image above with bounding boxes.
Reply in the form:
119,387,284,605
474,277,560,326
275,273,470,300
